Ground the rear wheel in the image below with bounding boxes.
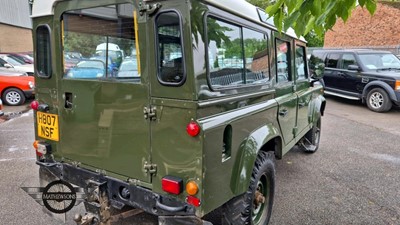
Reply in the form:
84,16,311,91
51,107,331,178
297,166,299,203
222,151,275,225
366,88,392,112
2,88,25,106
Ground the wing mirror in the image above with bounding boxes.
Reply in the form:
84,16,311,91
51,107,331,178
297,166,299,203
347,65,360,71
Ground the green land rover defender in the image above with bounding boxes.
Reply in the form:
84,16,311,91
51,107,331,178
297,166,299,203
31,0,326,224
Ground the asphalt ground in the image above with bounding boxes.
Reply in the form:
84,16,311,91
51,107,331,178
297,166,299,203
0,95,399,224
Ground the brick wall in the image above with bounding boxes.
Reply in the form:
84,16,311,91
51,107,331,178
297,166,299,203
0,23,33,52
324,3,400,47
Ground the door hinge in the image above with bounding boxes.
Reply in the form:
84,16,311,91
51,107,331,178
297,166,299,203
139,2,161,16
293,127,298,135
144,106,157,121
143,162,157,175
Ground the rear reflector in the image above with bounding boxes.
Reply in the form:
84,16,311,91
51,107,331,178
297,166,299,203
186,195,201,207
162,176,183,195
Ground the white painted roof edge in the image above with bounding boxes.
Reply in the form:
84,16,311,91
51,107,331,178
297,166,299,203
31,0,60,18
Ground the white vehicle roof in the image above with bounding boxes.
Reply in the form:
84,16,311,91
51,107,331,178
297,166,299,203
96,43,121,51
32,0,304,41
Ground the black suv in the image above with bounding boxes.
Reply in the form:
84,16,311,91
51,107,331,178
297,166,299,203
310,49,400,112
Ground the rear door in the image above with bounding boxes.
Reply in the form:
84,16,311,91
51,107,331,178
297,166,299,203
58,3,151,182
294,44,313,135
337,53,361,93
323,53,341,90
274,38,297,147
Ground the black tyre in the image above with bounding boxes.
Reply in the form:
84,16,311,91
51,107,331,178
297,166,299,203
222,151,275,225
2,88,26,106
301,118,321,153
366,88,392,112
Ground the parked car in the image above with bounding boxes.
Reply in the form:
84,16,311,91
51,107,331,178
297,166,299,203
0,71,35,105
310,49,400,112
117,57,139,78
65,59,106,79
0,54,34,76
0,52,34,64
0,99,4,117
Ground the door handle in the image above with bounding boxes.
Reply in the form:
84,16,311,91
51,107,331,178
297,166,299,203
65,92,73,109
279,109,288,117
337,72,346,77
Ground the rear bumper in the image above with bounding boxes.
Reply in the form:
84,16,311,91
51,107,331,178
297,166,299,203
37,162,207,224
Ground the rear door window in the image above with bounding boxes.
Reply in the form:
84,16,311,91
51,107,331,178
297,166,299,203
295,45,307,80
326,54,340,68
156,11,185,86
36,25,52,77
62,3,138,80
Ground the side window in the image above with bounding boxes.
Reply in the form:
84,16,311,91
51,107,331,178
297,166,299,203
207,17,244,88
62,4,138,80
156,11,185,85
326,53,340,68
243,28,270,84
295,45,307,80
276,39,290,82
36,25,52,77
341,54,357,69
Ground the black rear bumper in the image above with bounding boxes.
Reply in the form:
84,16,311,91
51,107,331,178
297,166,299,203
38,162,203,223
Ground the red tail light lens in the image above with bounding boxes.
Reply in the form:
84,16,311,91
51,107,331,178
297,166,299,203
162,176,183,195
31,100,39,110
186,121,200,137
186,195,201,207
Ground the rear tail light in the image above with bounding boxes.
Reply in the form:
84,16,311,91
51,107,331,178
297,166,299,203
33,140,42,157
33,141,51,157
186,121,200,137
186,195,201,207
31,100,39,110
162,176,183,195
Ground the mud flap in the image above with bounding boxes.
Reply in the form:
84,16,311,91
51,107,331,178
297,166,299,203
158,216,213,225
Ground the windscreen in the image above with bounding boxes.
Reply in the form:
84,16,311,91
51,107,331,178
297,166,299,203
62,3,139,80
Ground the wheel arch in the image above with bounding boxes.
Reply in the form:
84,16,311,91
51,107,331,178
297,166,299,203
1,86,24,97
362,81,396,103
229,123,282,196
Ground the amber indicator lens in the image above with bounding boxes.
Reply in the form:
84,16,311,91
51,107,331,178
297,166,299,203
186,181,198,196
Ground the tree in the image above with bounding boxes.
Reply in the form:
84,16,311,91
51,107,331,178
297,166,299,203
259,0,379,37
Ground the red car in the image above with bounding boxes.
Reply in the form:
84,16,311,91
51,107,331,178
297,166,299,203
0,70,34,105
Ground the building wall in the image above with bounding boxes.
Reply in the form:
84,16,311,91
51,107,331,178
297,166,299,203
324,3,400,47
0,0,32,29
0,23,33,52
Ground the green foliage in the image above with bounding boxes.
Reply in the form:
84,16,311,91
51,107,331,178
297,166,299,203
304,32,324,47
261,0,379,37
